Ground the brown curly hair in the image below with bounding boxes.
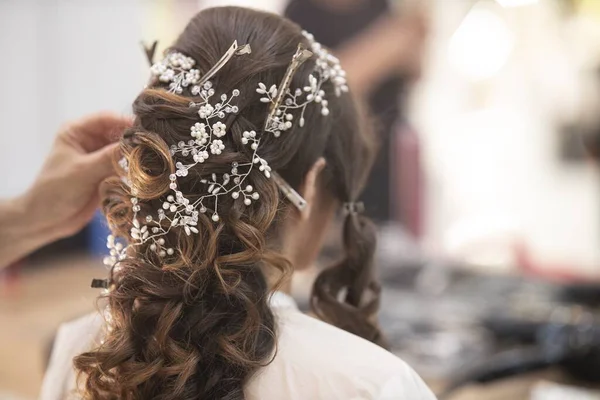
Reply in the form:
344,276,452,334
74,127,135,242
74,6,384,400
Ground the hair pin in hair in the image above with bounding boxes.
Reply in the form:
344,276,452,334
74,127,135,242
343,201,365,216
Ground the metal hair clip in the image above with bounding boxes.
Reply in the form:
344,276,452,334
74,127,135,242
91,278,109,289
198,41,252,86
150,41,251,95
271,171,307,211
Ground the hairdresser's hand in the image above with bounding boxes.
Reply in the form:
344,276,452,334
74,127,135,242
0,113,131,268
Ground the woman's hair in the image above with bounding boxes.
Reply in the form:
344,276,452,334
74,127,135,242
74,7,383,400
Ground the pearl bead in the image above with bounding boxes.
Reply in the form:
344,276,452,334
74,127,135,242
244,198,251,206
246,185,253,192
252,192,259,200
212,214,219,222
232,192,239,199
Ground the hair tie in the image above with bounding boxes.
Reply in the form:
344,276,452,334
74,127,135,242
343,201,365,216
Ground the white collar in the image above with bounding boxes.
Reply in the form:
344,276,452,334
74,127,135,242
269,291,298,310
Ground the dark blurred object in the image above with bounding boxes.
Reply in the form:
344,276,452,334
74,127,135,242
22,211,105,267
379,260,600,396
582,126,600,163
286,0,407,222
559,283,600,308
562,65,600,163
560,123,589,162
440,316,600,398
27,228,88,265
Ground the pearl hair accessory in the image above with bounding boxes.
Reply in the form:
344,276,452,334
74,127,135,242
258,31,348,137
100,31,349,270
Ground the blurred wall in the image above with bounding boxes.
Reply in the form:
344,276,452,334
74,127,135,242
414,0,600,275
0,0,146,198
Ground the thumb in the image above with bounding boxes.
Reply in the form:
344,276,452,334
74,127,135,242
81,142,120,182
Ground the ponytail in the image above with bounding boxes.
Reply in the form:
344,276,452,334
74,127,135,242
310,202,388,348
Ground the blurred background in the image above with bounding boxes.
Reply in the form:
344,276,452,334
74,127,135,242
2,0,600,399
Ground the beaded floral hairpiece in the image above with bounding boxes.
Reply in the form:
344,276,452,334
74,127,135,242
101,31,348,268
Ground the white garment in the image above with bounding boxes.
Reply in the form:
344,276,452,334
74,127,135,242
40,292,437,400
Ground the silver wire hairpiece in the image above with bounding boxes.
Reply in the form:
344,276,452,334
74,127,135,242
102,31,348,267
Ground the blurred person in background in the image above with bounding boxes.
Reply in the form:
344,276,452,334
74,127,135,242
286,0,428,223
0,7,435,400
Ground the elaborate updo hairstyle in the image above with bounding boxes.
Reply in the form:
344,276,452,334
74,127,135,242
75,7,383,400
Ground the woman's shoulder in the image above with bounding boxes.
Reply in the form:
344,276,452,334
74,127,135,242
41,309,437,400
246,307,437,400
